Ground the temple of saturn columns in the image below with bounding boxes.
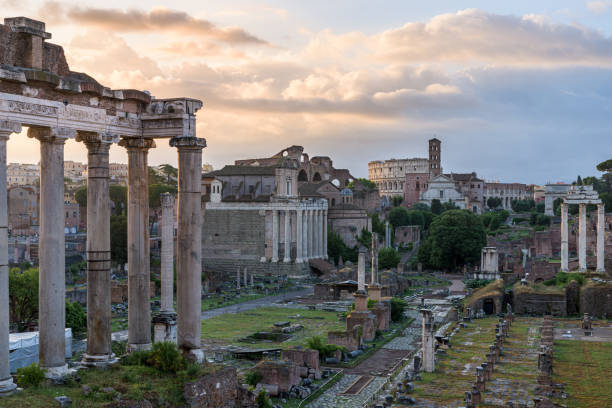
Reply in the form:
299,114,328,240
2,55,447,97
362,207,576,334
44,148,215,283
560,185,606,273
0,16,206,388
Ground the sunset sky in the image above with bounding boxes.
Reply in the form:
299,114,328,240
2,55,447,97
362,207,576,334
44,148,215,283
2,0,612,184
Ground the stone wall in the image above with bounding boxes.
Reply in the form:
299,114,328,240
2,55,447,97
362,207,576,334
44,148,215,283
202,209,265,261
513,291,566,316
254,360,301,394
580,282,612,317
202,258,310,278
183,367,254,408
328,325,361,351
111,281,156,304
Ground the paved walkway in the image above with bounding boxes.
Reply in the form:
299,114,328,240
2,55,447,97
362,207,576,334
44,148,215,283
111,287,313,342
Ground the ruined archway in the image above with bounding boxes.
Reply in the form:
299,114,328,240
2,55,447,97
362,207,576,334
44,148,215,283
298,169,308,182
312,172,322,182
483,298,495,315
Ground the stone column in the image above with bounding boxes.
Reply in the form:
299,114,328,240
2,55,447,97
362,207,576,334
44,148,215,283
236,267,241,291
272,210,279,262
296,209,303,263
79,132,116,367
318,209,324,258
283,210,291,263
560,203,569,272
0,121,20,395
323,210,328,260
244,267,248,288
307,210,313,260
357,248,366,291
421,308,435,373
597,204,605,273
578,203,587,272
371,233,378,285
171,137,206,361
160,193,175,313
302,210,308,261
29,126,75,378
120,138,155,352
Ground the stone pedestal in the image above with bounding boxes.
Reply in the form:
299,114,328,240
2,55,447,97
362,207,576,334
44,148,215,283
0,121,19,395
153,312,178,343
171,137,206,361
79,132,117,367
29,126,75,376
348,292,376,340
368,284,382,302
372,302,390,331
420,308,435,373
120,138,155,352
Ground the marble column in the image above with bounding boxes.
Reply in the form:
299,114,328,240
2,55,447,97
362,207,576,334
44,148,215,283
160,193,175,313
371,233,378,285
29,126,75,378
119,138,155,352
171,137,206,361
312,210,318,259
272,210,279,262
357,248,366,292
244,267,248,288
79,132,116,367
579,203,587,272
560,203,569,272
597,204,605,273
236,267,241,291
421,308,435,372
307,210,313,260
302,210,308,261
323,210,328,260
317,210,324,258
296,209,303,263
0,121,20,395
283,210,291,263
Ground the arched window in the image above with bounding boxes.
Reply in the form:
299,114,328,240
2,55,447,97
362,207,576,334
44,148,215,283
312,172,322,182
298,169,308,182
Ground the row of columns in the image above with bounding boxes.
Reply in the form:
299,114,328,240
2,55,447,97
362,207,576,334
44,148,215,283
0,121,206,385
270,208,327,263
560,202,605,273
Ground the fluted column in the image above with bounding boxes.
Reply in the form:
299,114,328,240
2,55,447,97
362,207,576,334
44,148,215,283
318,209,324,258
170,137,206,361
307,210,313,260
323,209,328,260
561,203,569,272
272,210,279,262
579,203,587,272
79,132,116,367
29,126,75,378
357,248,366,292
296,209,303,263
283,210,291,263
160,193,175,313
0,121,19,395
120,138,155,352
597,204,605,273
302,210,308,261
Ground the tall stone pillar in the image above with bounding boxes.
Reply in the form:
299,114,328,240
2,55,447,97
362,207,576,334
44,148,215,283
171,137,206,361
560,203,569,272
421,308,435,372
307,210,313,260
578,203,587,272
29,126,75,378
283,210,291,263
272,210,279,262
120,138,155,352
79,132,117,367
0,121,20,395
302,210,308,261
357,248,366,291
244,267,248,288
317,209,324,258
597,204,605,273
296,209,303,263
371,233,378,285
153,192,177,344
323,210,328,260
236,267,241,291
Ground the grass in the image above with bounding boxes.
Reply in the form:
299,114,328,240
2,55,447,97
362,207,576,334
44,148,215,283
552,340,612,408
200,306,345,349
0,362,219,408
512,281,565,295
201,292,265,311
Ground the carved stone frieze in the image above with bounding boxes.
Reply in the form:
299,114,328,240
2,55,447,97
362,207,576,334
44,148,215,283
5,99,58,116
0,120,22,137
118,137,156,150
27,126,76,143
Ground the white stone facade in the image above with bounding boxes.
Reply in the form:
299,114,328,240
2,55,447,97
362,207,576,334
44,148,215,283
420,174,466,209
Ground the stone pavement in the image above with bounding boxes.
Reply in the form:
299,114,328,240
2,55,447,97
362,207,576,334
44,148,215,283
306,374,387,408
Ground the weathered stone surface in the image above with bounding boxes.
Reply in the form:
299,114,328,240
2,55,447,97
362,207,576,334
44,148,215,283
254,360,301,394
183,367,254,408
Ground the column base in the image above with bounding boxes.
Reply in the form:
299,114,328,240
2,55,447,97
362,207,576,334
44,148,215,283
127,343,152,353
560,267,569,273
295,258,303,264
596,268,606,273
260,257,267,263
43,364,72,380
271,258,278,263
0,377,17,396
81,353,119,368
578,268,587,273
183,348,204,364
283,258,291,263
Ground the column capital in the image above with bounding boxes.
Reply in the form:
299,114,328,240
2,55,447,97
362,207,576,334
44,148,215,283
76,131,119,148
169,137,206,150
161,192,175,209
0,120,21,138
119,137,156,150
27,126,75,143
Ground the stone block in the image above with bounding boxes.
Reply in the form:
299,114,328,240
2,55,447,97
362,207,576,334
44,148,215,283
183,367,254,408
254,360,301,393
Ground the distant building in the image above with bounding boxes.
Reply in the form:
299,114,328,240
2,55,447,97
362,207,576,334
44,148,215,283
7,163,38,185
202,163,213,173
448,172,484,214
64,202,80,230
484,182,530,211
394,225,421,248
532,185,546,203
8,185,38,230
403,172,430,208
109,163,128,184
420,174,466,209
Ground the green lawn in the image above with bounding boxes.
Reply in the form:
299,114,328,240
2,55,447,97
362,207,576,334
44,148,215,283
553,340,612,408
200,306,345,349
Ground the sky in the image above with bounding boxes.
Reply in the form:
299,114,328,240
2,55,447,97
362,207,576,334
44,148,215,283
2,0,612,184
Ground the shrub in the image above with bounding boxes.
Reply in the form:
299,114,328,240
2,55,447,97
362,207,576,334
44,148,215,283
390,297,408,322
306,336,345,359
148,341,184,373
255,389,273,408
16,363,46,388
378,247,401,269
121,350,151,366
244,371,263,387
65,301,87,333
465,279,492,289
543,272,585,288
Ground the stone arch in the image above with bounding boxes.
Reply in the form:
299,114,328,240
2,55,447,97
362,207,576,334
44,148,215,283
483,298,495,315
297,169,308,182
312,172,322,182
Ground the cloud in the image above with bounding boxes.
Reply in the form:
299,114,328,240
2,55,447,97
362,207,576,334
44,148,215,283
39,2,268,45
587,1,612,13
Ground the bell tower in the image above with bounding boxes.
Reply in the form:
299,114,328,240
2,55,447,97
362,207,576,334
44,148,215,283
428,138,441,177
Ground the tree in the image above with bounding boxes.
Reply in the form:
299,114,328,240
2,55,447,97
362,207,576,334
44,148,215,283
158,164,178,185
390,298,408,322
596,159,612,174
441,200,458,213
487,197,502,209
576,175,583,186
149,184,177,207
511,199,535,213
389,207,409,228
65,301,86,333
110,185,128,215
148,167,166,185
75,186,87,207
378,247,401,269
347,178,377,190
418,210,486,270
371,212,385,235
356,228,372,248
9,267,39,331
110,215,128,265
410,203,430,211
327,230,357,265
535,202,545,213
431,199,442,215
391,195,403,207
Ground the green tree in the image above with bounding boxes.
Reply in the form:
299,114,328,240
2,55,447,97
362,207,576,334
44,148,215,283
371,212,385,235
441,200,459,212
576,175,583,186
149,184,177,207
158,164,178,185
347,178,377,190
356,228,372,248
419,210,486,270
410,203,430,211
74,186,87,207
110,185,128,215
378,247,401,269
431,199,442,215
9,267,39,331
511,199,535,213
110,215,128,265
390,298,408,322
327,230,357,264
535,202,545,213
487,197,502,209
65,301,86,333
148,167,166,184
391,195,403,207
389,207,409,228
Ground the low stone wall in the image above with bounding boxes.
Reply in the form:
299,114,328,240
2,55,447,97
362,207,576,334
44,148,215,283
580,282,612,317
513,291,566,316
281,348,319,372
255,360,301,395
183,367,254,408
328,325,361,351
